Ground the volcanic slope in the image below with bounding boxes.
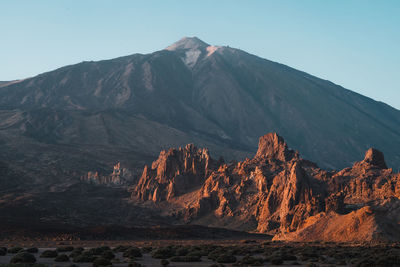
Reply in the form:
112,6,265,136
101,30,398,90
0,36,399,188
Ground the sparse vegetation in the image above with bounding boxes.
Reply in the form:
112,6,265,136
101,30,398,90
141,246,152,253
122,247,142,258
216,254,236,264
8,248,23,254
69,248,84,258
54,254,69,262
73,252,96,263
238,255,263,265
39,250,58,258
270,257,284,265
151,247,175,259
1,242,400,267
10,252,36,264
25,248,38,254
170,255,201,262
101,250,115,260
160,259,169,266
92,257,111,267
87,246,111,255
56,246,74,252
113,245,129,252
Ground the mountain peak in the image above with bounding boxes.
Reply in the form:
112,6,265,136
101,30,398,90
165,36,210,51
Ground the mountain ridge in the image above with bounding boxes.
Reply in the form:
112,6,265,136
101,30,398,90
0,36,399,189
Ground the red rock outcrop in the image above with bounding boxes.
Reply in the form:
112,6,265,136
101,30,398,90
131,132,400,242
185,133,328,233
132,144,220,202
254,133,298,161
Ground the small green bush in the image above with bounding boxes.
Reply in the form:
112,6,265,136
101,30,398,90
54,254,70,262
92,257,111,267
239,255,263,265
87,247,111,256
208,249,229,261
57,246,74,252
123,247,142,258
101,250,115,260
282,254,297,261
25,248,38,253
170,255,201,262
216,254,236,263
175,247,189,256
160,259,169,266
141,246,152,253
151,247,175,259
8,247,23,254
187,250,206,257
69,249,83,258
270,257,284,265
113,245,129,252
10,252,36,264
40,250,58,258
73,252,96,263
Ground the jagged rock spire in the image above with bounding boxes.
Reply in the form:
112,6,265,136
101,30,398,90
363,148,388,169
255,133,297,161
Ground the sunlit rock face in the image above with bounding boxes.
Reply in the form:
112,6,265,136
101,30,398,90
132,144,222,202
131,132,400,242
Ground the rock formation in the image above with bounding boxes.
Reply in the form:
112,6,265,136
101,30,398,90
132,144,221,202
81,162,134,186
131,132,400,242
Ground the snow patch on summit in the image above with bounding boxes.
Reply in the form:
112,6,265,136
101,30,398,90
184,49,201,68
206,45,220,57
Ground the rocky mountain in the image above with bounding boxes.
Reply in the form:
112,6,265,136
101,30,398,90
131,133,400,242
1,37,400,242
0,37,399,190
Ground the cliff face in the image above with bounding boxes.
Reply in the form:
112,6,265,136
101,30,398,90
184,133,329,233
132,144,221,202
131,132,400,242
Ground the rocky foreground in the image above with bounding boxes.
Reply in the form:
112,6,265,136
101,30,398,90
131,133,400,242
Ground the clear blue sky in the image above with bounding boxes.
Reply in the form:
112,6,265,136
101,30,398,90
1,0,399,109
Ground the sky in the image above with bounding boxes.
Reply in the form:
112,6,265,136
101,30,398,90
0,0,399,109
